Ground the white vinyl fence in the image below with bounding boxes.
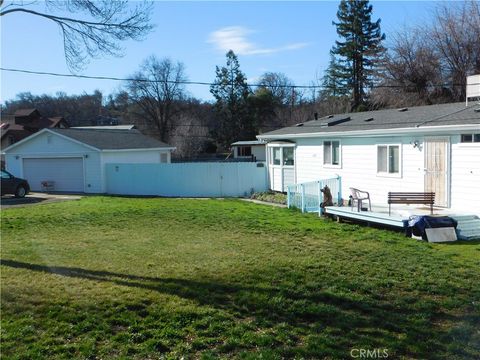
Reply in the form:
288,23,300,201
287,176,342,215
105,162,268,197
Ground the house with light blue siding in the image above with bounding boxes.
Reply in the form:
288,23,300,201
257,102,480,216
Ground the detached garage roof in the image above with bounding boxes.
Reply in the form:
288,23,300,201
3,128,174,153
48,128,172,150
49,129,171,150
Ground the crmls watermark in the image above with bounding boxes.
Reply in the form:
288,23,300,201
350,348,389,358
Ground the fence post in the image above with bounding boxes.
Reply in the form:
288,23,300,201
287,185,291,208
301,184,305,213
317,181,322,216
337,175,342,206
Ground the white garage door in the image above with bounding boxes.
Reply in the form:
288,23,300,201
23,158,84,192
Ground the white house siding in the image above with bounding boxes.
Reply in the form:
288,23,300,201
82,152,102,193
278,133,480,215
294,136,429,206
4,131,102,193
252,146,266,161
99,150,171,192
283,168,296,191
450,135,480,214
270,167,282,191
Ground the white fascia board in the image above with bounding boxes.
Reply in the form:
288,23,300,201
266,143,296,147
101,147,176,152
257,124,480,140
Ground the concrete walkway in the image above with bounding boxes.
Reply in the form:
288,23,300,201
240,198,287,208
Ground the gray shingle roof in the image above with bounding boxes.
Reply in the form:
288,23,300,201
259,102,480,137
49,128,172,150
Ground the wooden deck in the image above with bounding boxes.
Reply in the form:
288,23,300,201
325,206,407,228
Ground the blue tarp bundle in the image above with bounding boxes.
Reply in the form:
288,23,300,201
408,216,458,239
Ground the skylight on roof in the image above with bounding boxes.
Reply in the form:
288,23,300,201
320,116,351,127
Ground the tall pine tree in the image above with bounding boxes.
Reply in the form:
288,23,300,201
321,53,350,99
330,0,385,110
210,50,254,148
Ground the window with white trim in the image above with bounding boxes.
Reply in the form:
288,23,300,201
269,146,294,166
271,147,281,165
323,141,340,166
283,147,294,165
377,145,400,174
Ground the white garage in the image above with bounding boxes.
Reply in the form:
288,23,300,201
3,128,175,193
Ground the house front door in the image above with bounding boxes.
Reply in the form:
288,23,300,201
424,137,450,207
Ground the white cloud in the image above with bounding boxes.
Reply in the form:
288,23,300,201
208,26,308,56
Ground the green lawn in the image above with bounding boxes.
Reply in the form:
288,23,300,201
1,197,479,359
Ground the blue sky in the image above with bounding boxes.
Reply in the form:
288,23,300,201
1,1,437,103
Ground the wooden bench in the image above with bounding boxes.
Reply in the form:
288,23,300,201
388,192,435,216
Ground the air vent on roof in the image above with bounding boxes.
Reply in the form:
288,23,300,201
398,107,408,112
320,116,351,127
364,117,374,122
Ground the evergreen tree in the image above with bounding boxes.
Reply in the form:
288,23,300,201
210,50,254,148
321,53,350,99
331,0,385,110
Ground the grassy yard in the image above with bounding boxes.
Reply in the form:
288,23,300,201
1,197,479,359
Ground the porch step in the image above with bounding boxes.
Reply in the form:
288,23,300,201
451,215,480,241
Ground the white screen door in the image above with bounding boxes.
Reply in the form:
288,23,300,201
424,137,449,207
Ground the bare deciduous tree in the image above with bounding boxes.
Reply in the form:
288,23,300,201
371,31,443,107
373,1,480,107
0,0,153,71
429,1,480,100
257,72,295,106
126,55,187,142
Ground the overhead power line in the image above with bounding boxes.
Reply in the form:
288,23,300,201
1,67,478,90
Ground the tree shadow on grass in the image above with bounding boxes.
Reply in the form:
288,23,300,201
1,259,476,358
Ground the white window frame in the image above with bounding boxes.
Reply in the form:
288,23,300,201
459,133,480,147
376,144,402,178
268,144,295,167
323,140,342,168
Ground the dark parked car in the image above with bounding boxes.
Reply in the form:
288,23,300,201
1,170,30,198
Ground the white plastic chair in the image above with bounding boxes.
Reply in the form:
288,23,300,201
350,187,371,212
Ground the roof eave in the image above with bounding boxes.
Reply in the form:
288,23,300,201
257,124,480,140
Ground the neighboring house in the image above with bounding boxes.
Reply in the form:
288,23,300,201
231,140,266,161
0,109,69,150
89,115,120,126
72,125,136,130
257,102,480,215
3,128,175,193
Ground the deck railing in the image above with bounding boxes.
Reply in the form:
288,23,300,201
287,176,342,215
